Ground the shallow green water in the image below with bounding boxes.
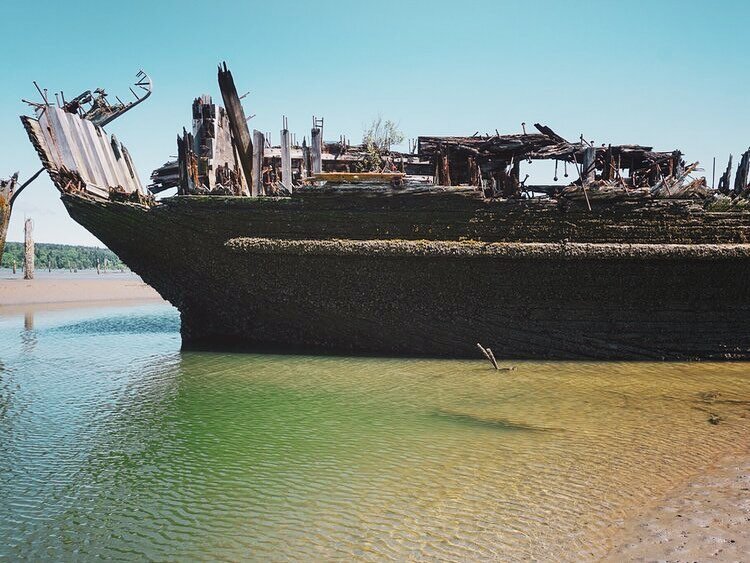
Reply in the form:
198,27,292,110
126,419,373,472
1,303,749,560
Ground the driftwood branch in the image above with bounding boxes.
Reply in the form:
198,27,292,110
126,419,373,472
477,342,499,369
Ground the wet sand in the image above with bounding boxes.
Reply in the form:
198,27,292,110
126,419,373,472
606,446,750,561
0,275,163,308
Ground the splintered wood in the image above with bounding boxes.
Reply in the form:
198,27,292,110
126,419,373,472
25,62,750,204
218,62,256,196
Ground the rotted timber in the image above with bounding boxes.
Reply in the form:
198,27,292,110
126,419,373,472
56,191,750,360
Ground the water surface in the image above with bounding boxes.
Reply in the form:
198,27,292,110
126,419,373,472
1,303,749,560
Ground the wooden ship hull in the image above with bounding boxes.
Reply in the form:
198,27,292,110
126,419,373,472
56,190,750,360
20,64,750,359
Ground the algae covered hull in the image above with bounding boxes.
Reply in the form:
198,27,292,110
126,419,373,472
18,65,750,359
59,191,750,360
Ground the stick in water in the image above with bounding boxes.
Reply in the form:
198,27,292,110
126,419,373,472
476,342,499,370
486,348,499,369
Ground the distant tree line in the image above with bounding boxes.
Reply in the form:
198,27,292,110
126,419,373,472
1,242,127,270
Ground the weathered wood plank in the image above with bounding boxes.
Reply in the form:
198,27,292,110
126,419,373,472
311,127,322,174
581,146,596,185
734,150,750,196
252,129,264,196
280,126,292,192
718,155,733,195
217,63,256,196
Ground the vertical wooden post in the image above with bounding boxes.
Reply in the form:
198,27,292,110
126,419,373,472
23,218,34,280
511,158,520,194
581,147,596,186
13,259,16,275
252,129,265,196
734,150,750,196
435,144,451,186
301,138,310,178
280,117,292,192
177,130,199,195
311,126,322,174
217,62,256,196
602,145,613,181
718,155,733,195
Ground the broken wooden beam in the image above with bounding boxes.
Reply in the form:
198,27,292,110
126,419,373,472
734,149,750,196
280,119,292,192
311,126,323,174
435,144,451,186
533,123,568,144
301,138,310,178
252,129,264,196
581,146,596,186
217,62,257,196
718,155,733,195
177,129,199,194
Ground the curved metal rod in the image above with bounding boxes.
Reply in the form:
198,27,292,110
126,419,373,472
9,167,44,206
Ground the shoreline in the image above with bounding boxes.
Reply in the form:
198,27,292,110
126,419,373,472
0,275,164,308
1,274,747,559
605,445,750,561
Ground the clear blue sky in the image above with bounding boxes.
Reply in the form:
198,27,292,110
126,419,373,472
3,0,749,245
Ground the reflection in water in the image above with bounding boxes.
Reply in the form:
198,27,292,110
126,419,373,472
21,311,36,353
23,312,33,331
0,303,749,561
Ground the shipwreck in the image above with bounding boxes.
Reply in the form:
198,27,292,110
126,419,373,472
18,63,750,360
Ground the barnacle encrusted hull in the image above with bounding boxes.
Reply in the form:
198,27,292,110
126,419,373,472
0,195,9,263
60,191,750,360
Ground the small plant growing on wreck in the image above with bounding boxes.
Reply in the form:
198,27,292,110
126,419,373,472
360,116,404,172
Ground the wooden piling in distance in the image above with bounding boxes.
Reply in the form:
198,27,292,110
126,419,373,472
217,62,257,196
23,218,34,280
252,129,265,196
280,117,292,192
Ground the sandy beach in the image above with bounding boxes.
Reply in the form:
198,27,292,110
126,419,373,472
0,274,163,308
606,447,750,561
